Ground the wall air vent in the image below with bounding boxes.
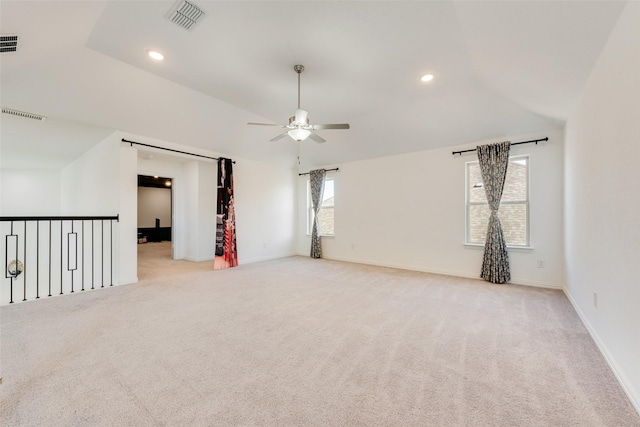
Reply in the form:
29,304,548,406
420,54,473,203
2,107,47,121
166,0,205,31
1,35,18,53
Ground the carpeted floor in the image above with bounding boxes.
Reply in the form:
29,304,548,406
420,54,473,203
1,244,639,426
137,241,214,280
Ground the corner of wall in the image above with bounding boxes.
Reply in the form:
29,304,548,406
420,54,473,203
563,286,640,414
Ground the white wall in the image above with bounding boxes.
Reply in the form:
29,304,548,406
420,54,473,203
234,158,298,264
197,160,217,261
137,187,171,228
137,154,214,262
564,1,640,412
297,129,564,288
118,144,138,285
61,132,119,215
183,160,200,261
0,169,61,215
174,159,217,262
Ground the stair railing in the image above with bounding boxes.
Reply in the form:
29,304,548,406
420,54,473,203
1,215,119,304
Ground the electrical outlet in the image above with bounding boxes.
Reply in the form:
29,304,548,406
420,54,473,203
593,292,598,308
537,260,545,268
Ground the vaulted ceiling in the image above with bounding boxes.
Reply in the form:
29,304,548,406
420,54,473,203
0,1,626,169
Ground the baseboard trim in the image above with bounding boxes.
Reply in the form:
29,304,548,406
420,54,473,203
563,287,640,416
184,256,214,262
241,252,297,265
508,277,563,290
118,276,138,286
317,254,563,290
182,253,297,264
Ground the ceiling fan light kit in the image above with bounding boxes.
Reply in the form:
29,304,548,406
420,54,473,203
248,65,349,143
288,129,311,142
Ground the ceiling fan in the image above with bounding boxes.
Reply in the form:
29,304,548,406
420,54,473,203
247,65,350,143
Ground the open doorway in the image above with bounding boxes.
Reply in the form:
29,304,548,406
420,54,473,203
137,175,173,266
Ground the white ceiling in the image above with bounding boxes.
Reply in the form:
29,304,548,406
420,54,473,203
0,1,626,169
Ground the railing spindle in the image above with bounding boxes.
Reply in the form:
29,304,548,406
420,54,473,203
110,220,113,286
81,220,85,292
48,220,52,297
69,221,74,293
91,220,95,290
101,220,105,288
23,221,27,301
60,220,63,295
8,221,15,304
36,221,40,299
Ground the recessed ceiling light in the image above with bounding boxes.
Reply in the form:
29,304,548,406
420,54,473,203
421,74,434,82
147,49,164,61
165,180,172,187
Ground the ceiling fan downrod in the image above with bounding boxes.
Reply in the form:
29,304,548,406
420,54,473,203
294,64,304,109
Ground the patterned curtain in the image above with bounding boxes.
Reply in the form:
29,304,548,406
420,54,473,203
477,141,511,284
309,169,326,259
214,158,238,270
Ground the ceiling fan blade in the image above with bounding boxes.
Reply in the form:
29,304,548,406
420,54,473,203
311,123,350,130
294,109,308,124
247,122,284,127
270,132,289,142
308,132,326,144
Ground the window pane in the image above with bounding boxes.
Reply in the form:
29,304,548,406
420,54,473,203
308,179,335,235
468,163,486,203
318,207,334,235
502,158,528,202
322,180,334,206
468,203,528,246
468,157,528,203
500,204,528,245
468,204,490,244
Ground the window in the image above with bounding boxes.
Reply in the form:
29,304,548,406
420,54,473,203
466,156,529,246
307,178,334,236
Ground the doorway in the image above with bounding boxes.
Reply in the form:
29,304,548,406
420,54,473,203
137,175,173,265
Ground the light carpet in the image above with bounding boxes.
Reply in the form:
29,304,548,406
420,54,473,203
1,243,639,426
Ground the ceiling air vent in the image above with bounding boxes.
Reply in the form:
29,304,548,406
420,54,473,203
2,107,47,121
166,0,205,31
1,35,18,53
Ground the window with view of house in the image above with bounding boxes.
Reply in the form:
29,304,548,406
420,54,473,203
466,156,529,246
307,178,334,236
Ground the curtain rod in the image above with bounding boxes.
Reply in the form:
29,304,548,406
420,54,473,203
452,137,548,156
298,167,339,176
122,139,236,164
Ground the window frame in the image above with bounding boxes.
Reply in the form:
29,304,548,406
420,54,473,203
465,155,530,248
307,177,335,237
